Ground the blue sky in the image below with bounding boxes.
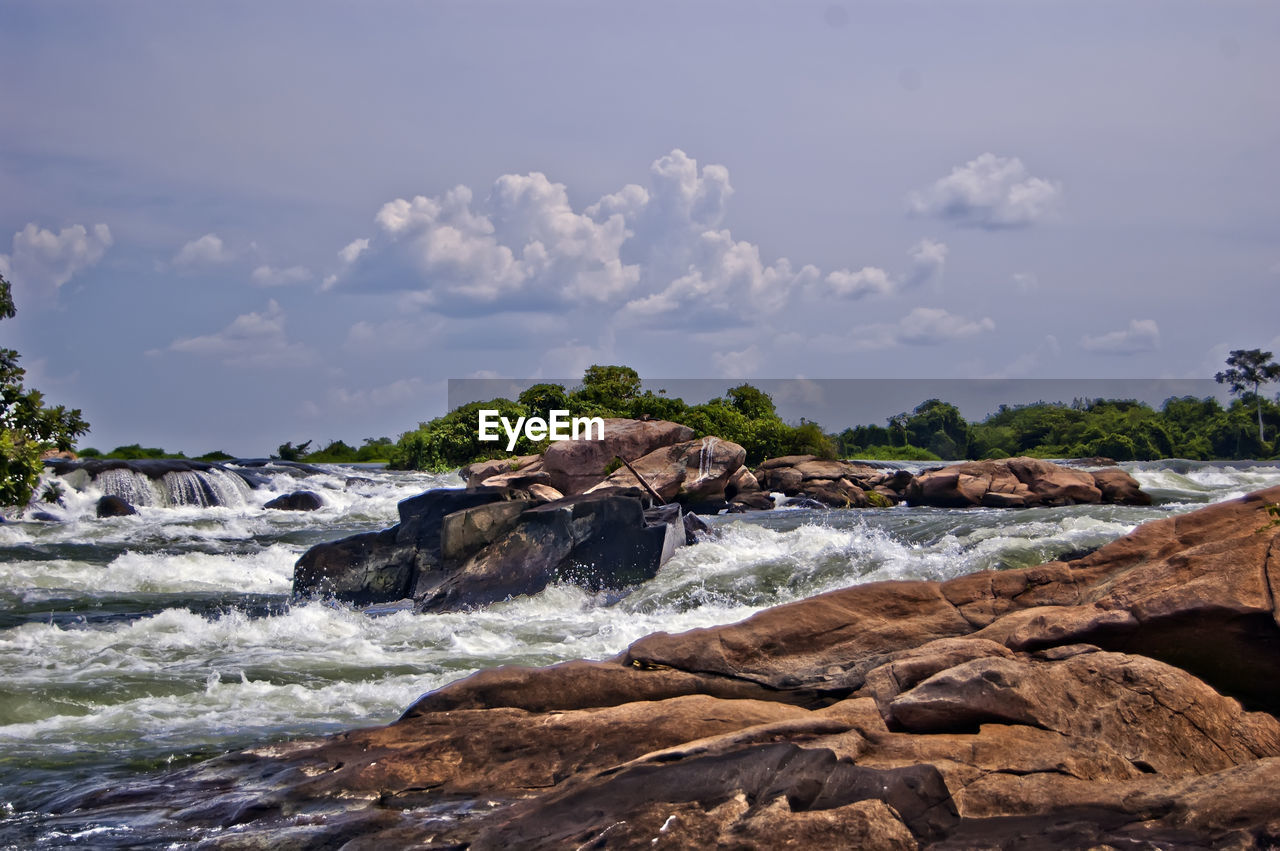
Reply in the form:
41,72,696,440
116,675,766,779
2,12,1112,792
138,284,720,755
1,1,1277,455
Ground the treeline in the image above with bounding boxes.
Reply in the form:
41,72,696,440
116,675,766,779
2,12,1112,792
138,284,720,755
388,365,1280,471
837,395,1280,462
77,437,397,465
389,366,835,471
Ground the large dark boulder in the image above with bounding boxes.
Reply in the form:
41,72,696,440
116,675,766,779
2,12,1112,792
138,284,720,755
96,495,137,517
292,487,685,611
264,490,324,511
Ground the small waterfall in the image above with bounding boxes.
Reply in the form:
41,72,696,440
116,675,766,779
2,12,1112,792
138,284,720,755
696,436,719,483
160,469,253,508
95,468,162,507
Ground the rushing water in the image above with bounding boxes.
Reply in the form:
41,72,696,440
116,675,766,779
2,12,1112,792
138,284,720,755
2,459,1279,847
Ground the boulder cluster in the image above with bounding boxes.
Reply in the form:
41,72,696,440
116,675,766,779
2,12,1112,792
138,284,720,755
107,485,1280,847
460,418,1150,512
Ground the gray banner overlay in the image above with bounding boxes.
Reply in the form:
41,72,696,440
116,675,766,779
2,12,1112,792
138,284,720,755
449,379,1224,431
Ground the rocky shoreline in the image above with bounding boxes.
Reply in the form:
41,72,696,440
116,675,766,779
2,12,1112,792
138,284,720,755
45,480,1280,847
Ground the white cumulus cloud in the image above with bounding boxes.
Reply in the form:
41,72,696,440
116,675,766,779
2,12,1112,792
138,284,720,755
0,222,113,299
173,233,232,268
1080,319,1160,354
908,153,1062,228
163,300,317,368
823,266,894,299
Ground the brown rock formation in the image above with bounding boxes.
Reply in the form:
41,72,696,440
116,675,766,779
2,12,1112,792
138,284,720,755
585,436,747,503
907,456,1148,508
541,418,695,495
757,455,912,507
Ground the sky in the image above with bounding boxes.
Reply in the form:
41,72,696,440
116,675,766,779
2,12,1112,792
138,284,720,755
1,0,1278,456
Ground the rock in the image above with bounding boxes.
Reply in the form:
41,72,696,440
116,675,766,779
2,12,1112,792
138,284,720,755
541,418,694,496
460,455,542,489
1091,466,1152,505
418,491,682,612
264,490,323,511
96,495,137,517
527,483,563,502
585,436,747,504
294,486,687,611
439,499,536,562
906,456,1131,508
476,469,553,490
293,488,509,605
755,455,910,507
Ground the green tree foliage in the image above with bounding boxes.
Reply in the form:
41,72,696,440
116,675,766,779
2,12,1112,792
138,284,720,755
0,274,90,505
386,363,1280,473
388,367,840,470
389,399,538,471
1216,349,1280,448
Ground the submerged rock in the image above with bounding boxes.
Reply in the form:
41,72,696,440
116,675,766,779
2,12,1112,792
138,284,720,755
264,490,323,511
95,495,137,517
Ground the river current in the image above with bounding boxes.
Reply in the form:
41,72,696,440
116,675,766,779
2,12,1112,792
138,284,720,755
2,459,1280,846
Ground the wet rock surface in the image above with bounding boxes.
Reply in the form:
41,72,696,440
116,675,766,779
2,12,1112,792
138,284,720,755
85,485,1280,848
293,487,689,611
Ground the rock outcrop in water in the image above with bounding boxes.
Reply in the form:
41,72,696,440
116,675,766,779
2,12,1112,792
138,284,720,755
293,486,689,610
459,418,1149,512
179,485,1280,847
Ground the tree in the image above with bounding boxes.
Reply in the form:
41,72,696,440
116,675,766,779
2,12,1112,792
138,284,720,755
0,274,89,505
1216,349,1280,447
574,365,642,410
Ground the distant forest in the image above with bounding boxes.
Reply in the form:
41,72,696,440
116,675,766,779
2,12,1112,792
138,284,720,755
78,364,1280,470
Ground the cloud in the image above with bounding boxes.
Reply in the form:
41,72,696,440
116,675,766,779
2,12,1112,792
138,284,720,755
620,229,819,324
173,233,232,268
342,171,639,311
1080,319,1160,354
904,238,948,289
163,299,317,368
0,222,113,298
894,307,996,345
822,266,893,299
330,150,899,326
814,239,946,301
853,307,996,349
251,264,313,286
908,153,1062,228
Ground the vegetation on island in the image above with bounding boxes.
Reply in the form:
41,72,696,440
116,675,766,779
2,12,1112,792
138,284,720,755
388,360,1280,472
0,274,89,506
